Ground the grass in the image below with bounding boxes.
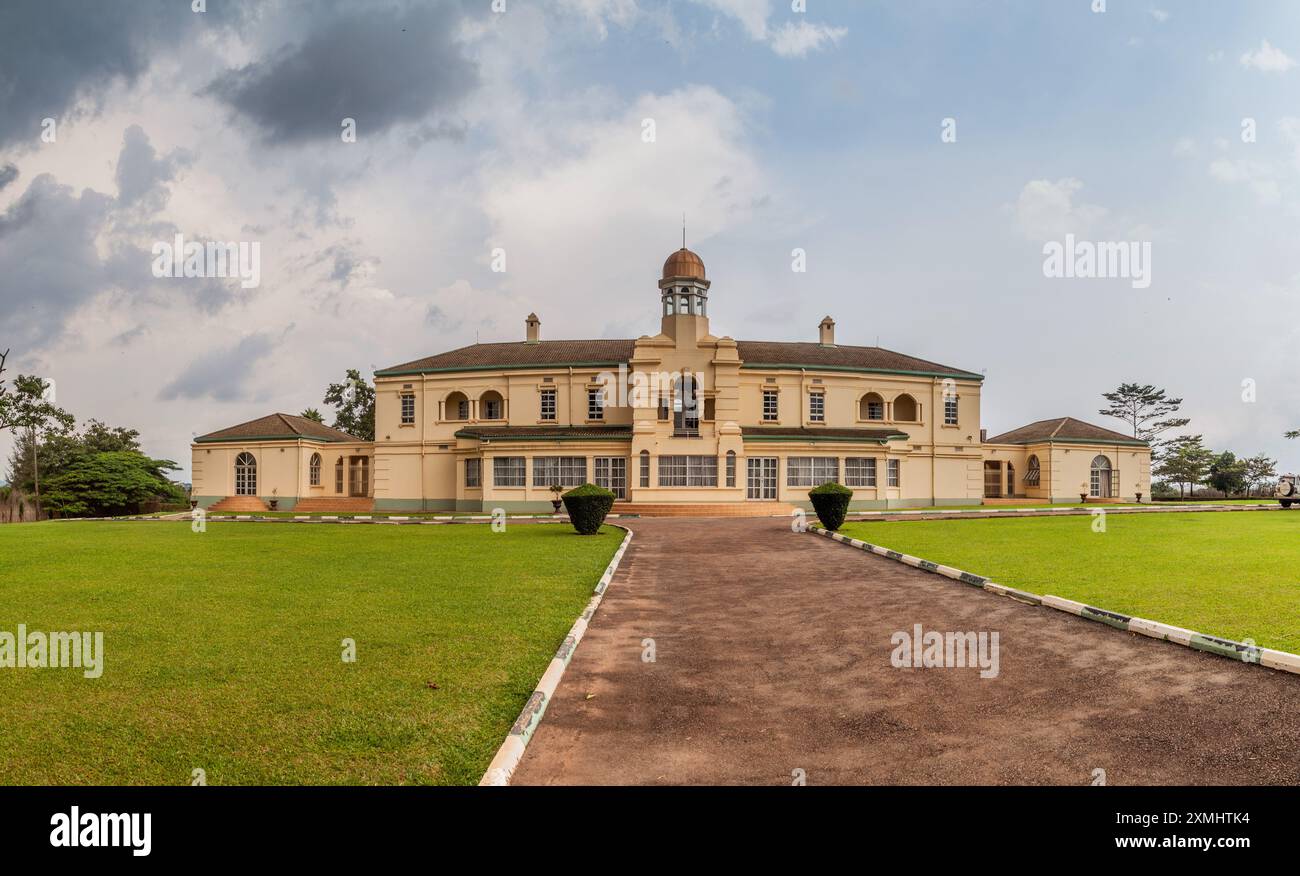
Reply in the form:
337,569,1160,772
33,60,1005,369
839,511,1300,652
0,520,621,785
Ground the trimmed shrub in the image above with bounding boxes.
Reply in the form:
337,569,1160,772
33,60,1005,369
562,483,616,535
808,481,853,531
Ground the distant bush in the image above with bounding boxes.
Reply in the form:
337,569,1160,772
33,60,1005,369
562,483,615,535
809,481,853,531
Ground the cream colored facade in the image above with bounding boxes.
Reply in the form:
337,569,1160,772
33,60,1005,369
192,249,1151,511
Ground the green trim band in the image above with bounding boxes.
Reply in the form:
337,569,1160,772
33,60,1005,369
740,363,984,381
742,433,908,443
454,432,632,442
375,361,626,378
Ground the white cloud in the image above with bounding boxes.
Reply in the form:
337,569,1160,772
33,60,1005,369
1240,39,1296,73
690,0,845,57
1150,9,1169,23
1011,178,1108,241
1208,158,1282,205
768,20,848,58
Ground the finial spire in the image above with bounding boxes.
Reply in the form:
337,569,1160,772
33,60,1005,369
682,213,686,249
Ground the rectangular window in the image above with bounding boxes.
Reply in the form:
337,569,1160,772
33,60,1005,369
808,393,825,423
533,456,587,488
658,396,670,421
483,399,502,420
465,458,481,488
493,456,526,487
786,456,839,487
845,457,877,487
762,389,778,422
588,388,604,421
866,399,884,420
657,455,718,487
400,394,416,425
594,457,627,499
640,452,650,487
540,388,556,421
944,395,958,426
457,399,470,420
887,459,900,488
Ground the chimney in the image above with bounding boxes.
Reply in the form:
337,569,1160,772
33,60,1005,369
818,315,836,346
525,313,540,344
980,428,988,443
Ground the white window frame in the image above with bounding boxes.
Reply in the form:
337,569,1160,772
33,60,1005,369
533,456,587,488
845,457,876,487
493,456,526,487
762,389,779,422
943,395,958,426
887,459,900,488
465,458,481,488
540,388,557,421
786,456,839,487
594,457,627,499
809,392,825,423
309,453,321,486
587,388,604,421
657,455,718,487
400,394,416,425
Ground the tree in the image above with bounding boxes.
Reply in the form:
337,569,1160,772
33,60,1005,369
1099,383,1191,459
299,407,324,423
42,451,184,518
1207,451,1248,499
1242,453,1278,497
323,369,375,441
1,374,74,518
1154,436,1212,499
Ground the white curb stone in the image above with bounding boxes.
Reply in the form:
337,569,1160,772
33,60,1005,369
479,524,634,787
1040,595,1087,616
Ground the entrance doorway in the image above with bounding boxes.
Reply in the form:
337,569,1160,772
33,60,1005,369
747,457,777,500
348,456,370,497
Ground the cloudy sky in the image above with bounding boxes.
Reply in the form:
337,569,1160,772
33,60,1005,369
2,0,1299,480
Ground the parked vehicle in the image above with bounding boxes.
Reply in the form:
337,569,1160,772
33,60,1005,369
1276,474,1297,508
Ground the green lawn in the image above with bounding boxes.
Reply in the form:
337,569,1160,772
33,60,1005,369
0,521,620,785
839,511,1300,652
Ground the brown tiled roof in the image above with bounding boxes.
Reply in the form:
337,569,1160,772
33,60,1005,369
377,340,636,375
735,341,981,379
742,426,909,443
985,417,1147,446
454,425,633,441
378,339,980,379
195,413,361,443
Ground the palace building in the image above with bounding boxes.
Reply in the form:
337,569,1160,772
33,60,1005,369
191,247,1151,513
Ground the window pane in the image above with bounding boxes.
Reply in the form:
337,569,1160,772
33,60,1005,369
494,456,526,487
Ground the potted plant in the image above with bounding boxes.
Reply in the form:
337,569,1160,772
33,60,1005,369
562,483,615,535
1079,481,1089,504
809,481,853,531
549,483,564,514
268,488,279,511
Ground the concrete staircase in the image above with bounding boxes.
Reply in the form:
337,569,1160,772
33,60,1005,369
292,497,376,513
611,502,797,518
208,496,269,513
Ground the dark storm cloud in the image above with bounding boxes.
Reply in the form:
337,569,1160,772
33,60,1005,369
204,3,478,144
0,0,247,150
115,124,192,211
0,175,117,349
0,164,17,191
158,332,277,401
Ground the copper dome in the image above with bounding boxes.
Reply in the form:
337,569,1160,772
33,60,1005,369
662,247,706,281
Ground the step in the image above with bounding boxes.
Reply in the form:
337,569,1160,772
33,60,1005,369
611,502,797,518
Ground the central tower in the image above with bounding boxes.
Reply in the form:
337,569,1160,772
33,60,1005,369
659,247,711,342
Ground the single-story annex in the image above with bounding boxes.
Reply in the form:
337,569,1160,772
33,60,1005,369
191,247,1151,513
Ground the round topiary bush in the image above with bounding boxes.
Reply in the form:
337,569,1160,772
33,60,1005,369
808,481,853,531
562,483,616,535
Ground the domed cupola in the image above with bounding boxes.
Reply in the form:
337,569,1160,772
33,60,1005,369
659,247,711,335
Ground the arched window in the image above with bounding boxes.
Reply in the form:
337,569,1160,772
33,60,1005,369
1006,463,1015,496
639,450,650,488
234,452,257,495
480,390,504,421
679,293,690,315
664,295,674,316
445,391,469,421
1025,454,1041,486
335,457,344,493
726,451,737,488
673,374,700,435
893,393,918,422
309,453,321,487
1090,454,1112,498
860,392,884,421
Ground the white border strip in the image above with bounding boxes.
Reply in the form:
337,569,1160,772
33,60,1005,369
478,524,634,786
809,525,1300,678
